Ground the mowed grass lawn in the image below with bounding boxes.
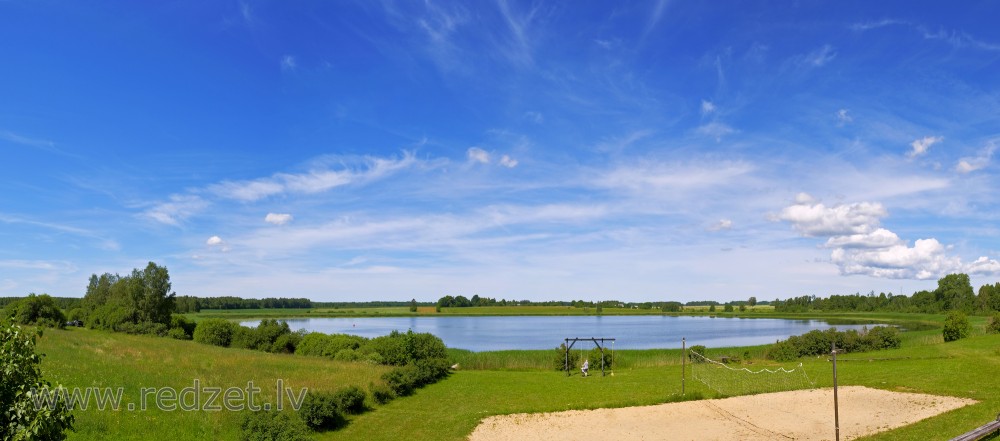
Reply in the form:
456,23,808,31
35,325,1000,440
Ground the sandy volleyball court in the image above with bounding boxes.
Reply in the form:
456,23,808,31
468,386,975,440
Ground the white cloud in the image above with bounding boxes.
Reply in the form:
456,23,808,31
143,195,209,226
209,152,417,202
777,195,886,237
499,155,519,168
908,135,942,158
281,55,297,70
780,195,1000,280
696,122,736,141
804,44,836,67
597,160,754,192
708,219,733,231
467,147,490,164
700,100,716,116
836,109,852,126
265,213,294,225
206,236,224,246
955,142,996,173
824,228,902,249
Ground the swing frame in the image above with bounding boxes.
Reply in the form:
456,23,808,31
562,337,615,377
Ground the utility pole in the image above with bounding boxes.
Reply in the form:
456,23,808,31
681,337,686,395
832,341,840,441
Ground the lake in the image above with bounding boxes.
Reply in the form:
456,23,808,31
242,315,878,352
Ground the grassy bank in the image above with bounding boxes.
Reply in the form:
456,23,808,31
35,316,1000,440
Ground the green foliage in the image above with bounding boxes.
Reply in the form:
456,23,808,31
409,299,417,312
192,318,240,347
368,382,395,405
723,304,734,312
331,385,367,415
688,345,707,362
297,391,346,431
766,326,902,361
240,410,310,441
1,322,74,440
81,262,176,334
169,315,196,339
987,313,1000,334
296,333,365,358
381,358,451,397
943,311,970,342
587,346,613,370
361,330,447,366
5,293,67,328
554,343,580,371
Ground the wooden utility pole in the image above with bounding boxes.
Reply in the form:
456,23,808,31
682,337,686,395
832,342,840,441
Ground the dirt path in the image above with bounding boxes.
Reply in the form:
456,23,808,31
468,386,975,440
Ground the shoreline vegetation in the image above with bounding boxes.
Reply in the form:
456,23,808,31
5,264,1000,440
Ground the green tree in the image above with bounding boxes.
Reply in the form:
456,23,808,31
81,262,176,333
935,273,975,313
1,322,75,440
943,311,971,342
6,293,67,328
748,297,757,307
409,299,417,313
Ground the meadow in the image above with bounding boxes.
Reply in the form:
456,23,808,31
33,313,1000,440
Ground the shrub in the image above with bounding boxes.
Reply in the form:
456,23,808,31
987,313,1000,334
587,346,613,371
193,318,239,347
270,332,301,354
297,391,345,431
554,343,580,371
943,311,971,342
688,345,707,362
6,293,67,328
116,321,168,336
1,322,75,440
295,333,365,358
240,410,309,441
167,327,190,340
767,326,902,361
169,315,196,339
362,330,448,366
331,386,367,415
334,348,362,362
382,365,418,397
369,382,395,405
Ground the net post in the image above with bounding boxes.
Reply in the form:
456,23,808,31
681,337,686,396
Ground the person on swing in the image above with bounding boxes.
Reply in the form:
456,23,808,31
581,359,589,377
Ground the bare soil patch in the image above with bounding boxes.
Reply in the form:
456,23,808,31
468,386,975,440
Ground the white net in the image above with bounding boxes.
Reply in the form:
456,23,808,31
689,351,815,396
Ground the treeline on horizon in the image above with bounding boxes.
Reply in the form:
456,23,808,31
773,273,1000,315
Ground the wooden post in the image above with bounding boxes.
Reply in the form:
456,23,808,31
832,341,840,441
682,337,686,396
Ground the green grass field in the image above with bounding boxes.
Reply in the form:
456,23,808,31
34,317,1000,440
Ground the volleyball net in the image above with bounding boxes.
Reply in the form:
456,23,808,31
689,351,815,396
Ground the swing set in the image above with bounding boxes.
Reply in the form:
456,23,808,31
562,337,615,377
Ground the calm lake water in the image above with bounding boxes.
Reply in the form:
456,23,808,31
243,316,877,352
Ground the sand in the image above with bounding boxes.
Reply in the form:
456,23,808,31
468,386,976,441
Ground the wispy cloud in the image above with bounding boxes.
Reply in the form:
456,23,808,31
908,135,942,158
467,147,490,164
696,122,736,141
281,55,297,71
803,44,836,67
956,142,997,173
0,213,119,250
645,0,671,36
849,18,906,32
142,195,210,226
209,152,418,202
700,100,716,116
836,109,853,126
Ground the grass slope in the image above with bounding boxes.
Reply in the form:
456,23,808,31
34,319,1000,440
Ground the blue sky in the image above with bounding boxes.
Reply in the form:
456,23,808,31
2,1,999,302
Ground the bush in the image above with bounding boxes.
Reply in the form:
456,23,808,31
170,315,196,339
987,313,1000,334
331,386,367,415
6,293,67,328
943,311,971,342
382,365,418,397
688,345,707,362
167,327,190,340
295,333,364,358
297,391,346,431
193,318,239,347
240,410,309,441
554,343,580,371
116,321,168,336
362,330,447,366
270,332,302,354
587,346,613,371
766,326,902,361
369,382,395,405
1,322,75,440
